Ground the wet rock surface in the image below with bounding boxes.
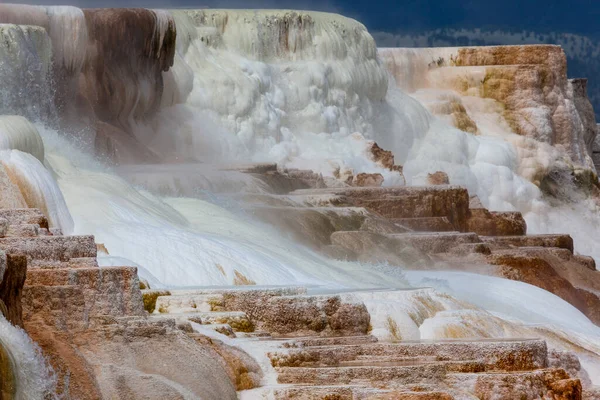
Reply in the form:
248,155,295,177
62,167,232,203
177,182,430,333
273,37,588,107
0,205,256,399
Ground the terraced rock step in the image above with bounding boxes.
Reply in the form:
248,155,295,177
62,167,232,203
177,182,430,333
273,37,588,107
466,208,527,236
247,206,372,248
6,224,42,237
187,311,254,332
28,257,99,269
276,363,448,385
329,230,481,262
154,289,370,337
254,332,579,399
389,232,481,253
22,285,87,330
171,286,308,296
23,267,144,324
0,208,49,229
25,266,137,287
153,286,308,314
267,385,454,399
481,234,574,252
0,235,96,262
284,335,379,348
270,339,548,371
289,186,470,231
446,368,582,399
392,217,455,232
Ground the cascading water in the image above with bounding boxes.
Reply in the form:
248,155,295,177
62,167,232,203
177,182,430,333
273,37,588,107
0,5,600,393
0,317,56,399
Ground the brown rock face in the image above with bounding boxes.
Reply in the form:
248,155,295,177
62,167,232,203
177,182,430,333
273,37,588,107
489,252,600,325
317,186,470,232
427,171,449,185
0,253,27,327
369,142,397,170
467,208,527,236
217,290,370,337
80,9,176,130
0,7,177,162
353,173,384,187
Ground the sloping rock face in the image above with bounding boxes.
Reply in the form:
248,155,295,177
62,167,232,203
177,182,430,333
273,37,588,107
79,9,175,131
0,254,27,327
380,45,598,173
0,6,175,164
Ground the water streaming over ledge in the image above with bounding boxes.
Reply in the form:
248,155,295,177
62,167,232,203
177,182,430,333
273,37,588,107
0,5,598,393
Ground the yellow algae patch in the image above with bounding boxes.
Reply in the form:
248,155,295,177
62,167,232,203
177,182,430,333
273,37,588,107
215,263,226,276
142,290,171,313
385,316,402,343
233,270,256,286
96,243,109,254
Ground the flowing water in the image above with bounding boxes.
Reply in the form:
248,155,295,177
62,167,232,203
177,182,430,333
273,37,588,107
0,6,600,394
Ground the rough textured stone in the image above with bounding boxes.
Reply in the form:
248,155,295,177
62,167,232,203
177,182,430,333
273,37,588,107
573,255,596,271
489,252,600,325
0,235,96,262
481,234,574,252
427,171,449,185
446,368,581,400
276,363,447,385
467,208,527,236
353,173,385,187
254,295,370,337
292,186,470,231
25,267,144,320
270,339,548,371
190,312,254,333
0,209,49,230
0,253,26,327
368,141,403,172
210,291,371,337
389,232,481,254
549,350,591,387
392,217,454,232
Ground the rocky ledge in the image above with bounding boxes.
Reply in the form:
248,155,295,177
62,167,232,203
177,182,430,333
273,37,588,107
0,172,596,398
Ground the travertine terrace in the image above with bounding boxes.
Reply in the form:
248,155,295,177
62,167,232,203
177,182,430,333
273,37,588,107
0,160,595,398
379,46,597,171
140,163,597,399
0,5,599,400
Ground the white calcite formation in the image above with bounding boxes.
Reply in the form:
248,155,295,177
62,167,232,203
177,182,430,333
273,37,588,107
379,46,598,174
0,4,597,400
